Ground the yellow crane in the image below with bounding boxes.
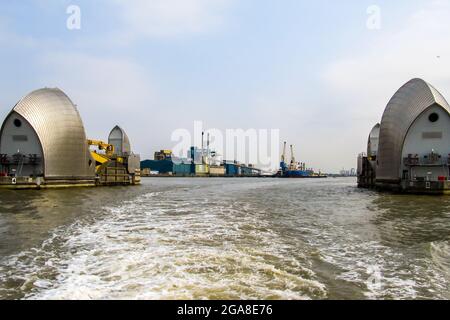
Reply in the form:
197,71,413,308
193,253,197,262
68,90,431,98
87,139,122,171
87,139,115,156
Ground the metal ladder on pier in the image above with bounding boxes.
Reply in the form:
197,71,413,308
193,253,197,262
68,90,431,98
16,154,25,177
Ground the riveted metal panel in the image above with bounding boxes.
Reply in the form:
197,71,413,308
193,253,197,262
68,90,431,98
377,79,450,182
11,88,95,179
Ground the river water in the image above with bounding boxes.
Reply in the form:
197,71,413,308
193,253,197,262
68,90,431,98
0,177,449,300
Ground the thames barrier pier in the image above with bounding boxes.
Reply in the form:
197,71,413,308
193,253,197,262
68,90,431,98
0,88,140,189
358,78,450,194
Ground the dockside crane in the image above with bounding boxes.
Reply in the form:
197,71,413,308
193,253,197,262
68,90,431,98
87,139,115,157
87,139,120,172
290,144,297,170
280,141,288,173
87,138,139,185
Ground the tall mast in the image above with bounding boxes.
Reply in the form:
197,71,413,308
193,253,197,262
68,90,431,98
290,144,296,165
281,141,287,163
207,132,210,165
201,131,205,164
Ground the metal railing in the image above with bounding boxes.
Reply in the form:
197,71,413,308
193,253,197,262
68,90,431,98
403,154,450,166
0,154,41,166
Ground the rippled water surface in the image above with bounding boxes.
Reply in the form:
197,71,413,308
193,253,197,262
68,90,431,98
0,178,449,300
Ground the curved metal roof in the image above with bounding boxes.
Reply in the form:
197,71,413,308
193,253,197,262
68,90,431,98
11,88,95,179
108,125,131,155
367,123,380,156
377,78,450,182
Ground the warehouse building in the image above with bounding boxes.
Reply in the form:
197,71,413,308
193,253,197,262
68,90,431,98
358,78,450,193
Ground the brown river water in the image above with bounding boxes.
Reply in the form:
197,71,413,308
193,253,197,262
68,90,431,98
0,177,449,300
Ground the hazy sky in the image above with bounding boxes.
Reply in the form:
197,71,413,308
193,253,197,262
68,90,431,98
1,0,449,172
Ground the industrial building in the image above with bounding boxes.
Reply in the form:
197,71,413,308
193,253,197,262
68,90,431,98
209,165,226,177
141,156,261,178
154,150,172,161
0,88,140,188
358,78,450,194
141,130,262,177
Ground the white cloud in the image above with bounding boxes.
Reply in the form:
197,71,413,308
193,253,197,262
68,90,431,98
323,1,450,119
317,1,450,171
112,0,233,38
3,1,450,172
39,52,154,113
37,52,161,158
